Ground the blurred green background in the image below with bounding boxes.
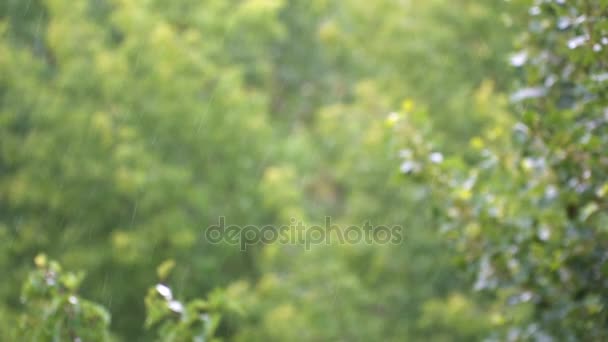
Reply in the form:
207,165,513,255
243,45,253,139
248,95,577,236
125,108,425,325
2,0,607,341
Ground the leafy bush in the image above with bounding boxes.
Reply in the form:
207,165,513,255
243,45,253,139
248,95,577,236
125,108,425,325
400,0,608,339
20,255,111,341
20,256,235,341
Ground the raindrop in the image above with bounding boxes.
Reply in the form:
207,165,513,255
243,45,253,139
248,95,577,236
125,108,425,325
567,35,587,49
399,161,420,174
474,257,496,291
168,300,184,313
510,87,546,102
544,74,557,88
538,226,550,241
520,291,533,302
429,152,443,164
529,6,541,16
557,17,570,30
155,284,173,299
573,15,587,26
510,51,528,67
545,185,558,200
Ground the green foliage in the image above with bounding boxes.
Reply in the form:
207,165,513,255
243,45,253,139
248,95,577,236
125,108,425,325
1,0,276,338
5,0,596,341
19,257,233,341
20,255,111,341
400,0,608,339
145,280,240,342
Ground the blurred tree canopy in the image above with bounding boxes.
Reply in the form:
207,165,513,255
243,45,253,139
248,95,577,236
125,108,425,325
1,0,606,341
